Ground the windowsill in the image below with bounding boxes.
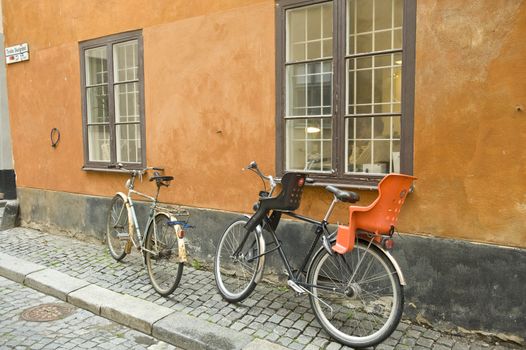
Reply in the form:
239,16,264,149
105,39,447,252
82,166,129,174
282,171,384,191
304,175,416,193
307,181,378,191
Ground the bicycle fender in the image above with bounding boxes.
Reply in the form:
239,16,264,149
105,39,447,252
375,244,406,286
177,235,187,263
254,225,266,284
170,216,188,263
115,192,127,199
243,214,266,284
307,238,406,286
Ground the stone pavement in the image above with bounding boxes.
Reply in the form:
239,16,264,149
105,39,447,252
0,276,178,350
0,227,522,350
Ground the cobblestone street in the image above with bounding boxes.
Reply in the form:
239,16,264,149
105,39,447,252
0,276,177,349
0,227,521,350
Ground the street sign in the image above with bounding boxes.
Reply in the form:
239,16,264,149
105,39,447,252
5,43,29,64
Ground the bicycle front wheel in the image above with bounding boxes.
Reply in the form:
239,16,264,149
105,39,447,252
106,194,129,261
214,219,260,302
307,240,403,348
144,213,184,296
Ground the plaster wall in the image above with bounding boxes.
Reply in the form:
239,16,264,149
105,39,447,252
2,0,526,247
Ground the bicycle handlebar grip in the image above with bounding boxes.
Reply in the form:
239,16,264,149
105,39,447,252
152,167,164,171
247,161,257,170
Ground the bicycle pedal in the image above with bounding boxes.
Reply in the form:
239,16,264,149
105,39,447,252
117,232,129,240
287,280,305,294
124,240,132,254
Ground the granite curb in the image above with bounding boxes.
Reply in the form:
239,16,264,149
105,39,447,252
0,251,285,350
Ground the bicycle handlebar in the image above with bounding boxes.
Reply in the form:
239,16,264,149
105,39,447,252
244,161,315,189
108,164,164,176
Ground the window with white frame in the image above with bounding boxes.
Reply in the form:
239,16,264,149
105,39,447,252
80,30,145,169
277,0,415,186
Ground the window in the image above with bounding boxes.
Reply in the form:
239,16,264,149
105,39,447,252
80,30,145,169
276,0,415,187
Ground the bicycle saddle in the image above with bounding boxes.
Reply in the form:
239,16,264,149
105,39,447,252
325,186,359,203
149,175,174,182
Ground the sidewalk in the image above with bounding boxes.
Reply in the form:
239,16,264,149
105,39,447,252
0,227,520,350
0,275,179,349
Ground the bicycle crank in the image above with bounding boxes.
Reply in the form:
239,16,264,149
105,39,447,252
287,280,334,316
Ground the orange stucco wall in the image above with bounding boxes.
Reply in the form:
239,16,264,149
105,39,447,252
3,0,526,248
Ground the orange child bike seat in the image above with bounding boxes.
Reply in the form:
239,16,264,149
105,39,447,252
333,174,416,254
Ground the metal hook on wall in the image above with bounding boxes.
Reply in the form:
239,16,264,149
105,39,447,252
50,128,60,148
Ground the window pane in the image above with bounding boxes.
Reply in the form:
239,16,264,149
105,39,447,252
356,0,373,33
116,123,141,163
348,54,402,115
394,0,404,27
375,0,392,30
356,117,372,139
286,118,332,172
373,116,391,138
348,0,404,54
113,40,138,83
115,83,140,123
374,67,391,104
373,140,390,168
287,2,333,62
86,86,109,123
85,47,107,86
392,115,401,138
346,116,400,174
88,125,110,162
287,62,332,117
356,33,372,53
394,28,402,49
356,69,372,107
392,139,401,172
374,30,391,51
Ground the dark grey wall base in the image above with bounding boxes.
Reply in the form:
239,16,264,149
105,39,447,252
0,169,16,199
17,188,526,336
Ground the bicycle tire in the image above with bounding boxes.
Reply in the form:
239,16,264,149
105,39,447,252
214,219,261,302
144,212,184,296
307,240,403,348
106,194,129,261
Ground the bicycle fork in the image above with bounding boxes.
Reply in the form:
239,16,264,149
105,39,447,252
125,201,138,254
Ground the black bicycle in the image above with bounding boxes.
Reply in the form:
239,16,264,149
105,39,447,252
213,161,409,348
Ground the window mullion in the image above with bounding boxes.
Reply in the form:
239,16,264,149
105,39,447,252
334,0,346,176
400,0,416,175
107,42,116,164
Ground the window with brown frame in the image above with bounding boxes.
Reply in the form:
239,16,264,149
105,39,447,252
276,0,415,187
80,30,145,169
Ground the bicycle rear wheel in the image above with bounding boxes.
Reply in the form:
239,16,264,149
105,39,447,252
106,194,129,261
307,240,403,348
214,219,260,302
144,213,184,296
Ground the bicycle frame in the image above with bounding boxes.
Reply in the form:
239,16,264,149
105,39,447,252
258,212,333,289
245,197,406,291
121,173,183,258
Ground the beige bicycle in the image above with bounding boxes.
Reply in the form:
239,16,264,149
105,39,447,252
106,164,190,296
